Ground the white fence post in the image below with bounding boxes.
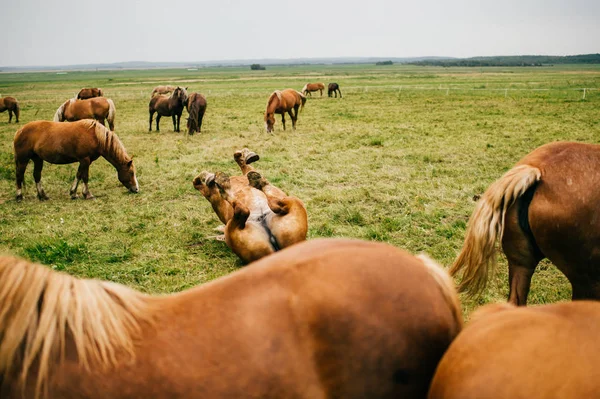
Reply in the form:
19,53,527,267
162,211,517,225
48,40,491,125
583,88,586,100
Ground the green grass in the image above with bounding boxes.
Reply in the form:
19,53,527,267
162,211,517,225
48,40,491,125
1,64,599,314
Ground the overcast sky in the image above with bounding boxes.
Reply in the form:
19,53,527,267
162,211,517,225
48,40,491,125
1,0,598,67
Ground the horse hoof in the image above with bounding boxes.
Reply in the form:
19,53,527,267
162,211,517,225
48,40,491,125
71,195,79,200
85,195,95,200
38,196,49,201
245,152,259,165
16,195,23,203
247,171,267,190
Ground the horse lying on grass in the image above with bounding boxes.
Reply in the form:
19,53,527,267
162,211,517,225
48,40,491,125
14,120,138,202
193,148,307,263
0,239,462,398
451,141,600,305
429,301,600,399
54,97,116,131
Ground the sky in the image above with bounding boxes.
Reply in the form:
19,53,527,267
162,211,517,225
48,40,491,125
1,0,598,67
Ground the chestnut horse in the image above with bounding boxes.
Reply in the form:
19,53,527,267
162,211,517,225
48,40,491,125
451,141,600,305
264,89,306,133
328,83,342,98
429,301,600,399
14,120,138,202
185,92,207,134
54,97,116,131
148,87,187,132
77,88,103,100
302,82,325,96
0,96,20,123
0,239,462,399
151,85,176,97
193,148,308,263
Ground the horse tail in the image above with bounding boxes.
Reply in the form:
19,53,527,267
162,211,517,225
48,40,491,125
188,96,199,133
53,101,66,122
107,99,116,130
417,254,463,334
450,164,542,296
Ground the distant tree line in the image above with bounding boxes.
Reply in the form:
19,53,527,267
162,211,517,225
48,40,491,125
250,64,266,70
409,54,600,67
375,60,393,66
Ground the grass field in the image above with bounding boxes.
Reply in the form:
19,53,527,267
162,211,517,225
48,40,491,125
1,64,599,315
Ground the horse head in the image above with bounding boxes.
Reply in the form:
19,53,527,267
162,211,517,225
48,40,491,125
265,111,276,133
118,158,139,193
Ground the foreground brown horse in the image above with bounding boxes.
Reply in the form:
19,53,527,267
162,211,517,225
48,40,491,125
194,149,308,263
264,89,306,132
149,87,187,132
151,85,176,97
0,96,20,122
0,239,462,399
54,97,116,130
77,88,103,100
429,301,600,399
451,141,600,305
328,82,342,98
185,92,207,134
14,120,138,201
302,82,325,96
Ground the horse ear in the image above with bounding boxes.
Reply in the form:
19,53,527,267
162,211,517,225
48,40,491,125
127,159,133,167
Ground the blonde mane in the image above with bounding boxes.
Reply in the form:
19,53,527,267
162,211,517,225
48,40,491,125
93,121,131,164
0,256,151,398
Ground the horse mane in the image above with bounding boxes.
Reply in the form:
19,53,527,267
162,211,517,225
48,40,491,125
266,91,282,110
301,84,308,93
92,121,131,164
53,99,72,122
0,255,151,398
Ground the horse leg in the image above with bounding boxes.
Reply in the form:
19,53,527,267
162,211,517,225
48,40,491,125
149,111,154,132
176,113,181,132
338,88,342,98
198,109,205,133
69,165,85,199
79,159,94,200
281,113,286,131
8,109,13,123
319,89,323,96
172,115,177,132
288,110,297,130
15,158,28,202
156,114,161,132
32,156,49,201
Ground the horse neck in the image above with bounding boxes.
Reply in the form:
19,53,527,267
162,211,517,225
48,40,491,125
267,95,279,113
95,125,129,168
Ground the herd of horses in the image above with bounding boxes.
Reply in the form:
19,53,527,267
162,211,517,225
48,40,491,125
2,78,600,397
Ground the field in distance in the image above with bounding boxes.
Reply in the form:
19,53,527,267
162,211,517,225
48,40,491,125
1,64,599,315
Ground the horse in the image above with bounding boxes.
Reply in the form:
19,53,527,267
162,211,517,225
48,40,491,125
301,82,325,96
264,89,306,133
151,85,176,97
451,141,600,305
54,97,116,131
0,96,20,123
185,92,207,134
0,238,463,399
76,88,103,100
428,301,600,399
148,87,187,132
193,148,308,263
14,119,138,202
328,83,342,98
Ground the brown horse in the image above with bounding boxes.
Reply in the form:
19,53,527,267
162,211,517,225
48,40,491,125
451,141,600,305
328,83,342,98
429,301,600,399
0,239,462,399
193,148,308,263
148,87,187,132
264,89,306,133
185,92,207,134
151,85,176,97
54,97,116,131
14,120,138,202
0,96,20,123
76,88,103,100
302,82,325,96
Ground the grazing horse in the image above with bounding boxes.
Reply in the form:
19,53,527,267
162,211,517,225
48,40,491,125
451,141,600,305
328,83,342,98
54,97,116,131
429,301,600,399
193,148,308,263
0,96,20,123
148,87,187,132
151,85,176,97
185,92,207,134
14,120,138,202
0,239,462,399
301,82,325,96
76,88,103,100
264,89,306,133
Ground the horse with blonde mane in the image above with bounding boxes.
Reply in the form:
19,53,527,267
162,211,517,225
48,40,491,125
451,141,600,305
14,120,138,202
0,96,20,123
151,85,176,97
264,89,306,133
76,88,103,100
148,87,187,132
301,82,325,96
0,238,462,398
54,97,116,131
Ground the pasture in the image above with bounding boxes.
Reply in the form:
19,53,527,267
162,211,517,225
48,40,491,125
1,64,599,315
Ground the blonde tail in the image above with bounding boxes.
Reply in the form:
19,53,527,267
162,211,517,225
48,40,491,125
450,164,541,296
107,99,116,131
